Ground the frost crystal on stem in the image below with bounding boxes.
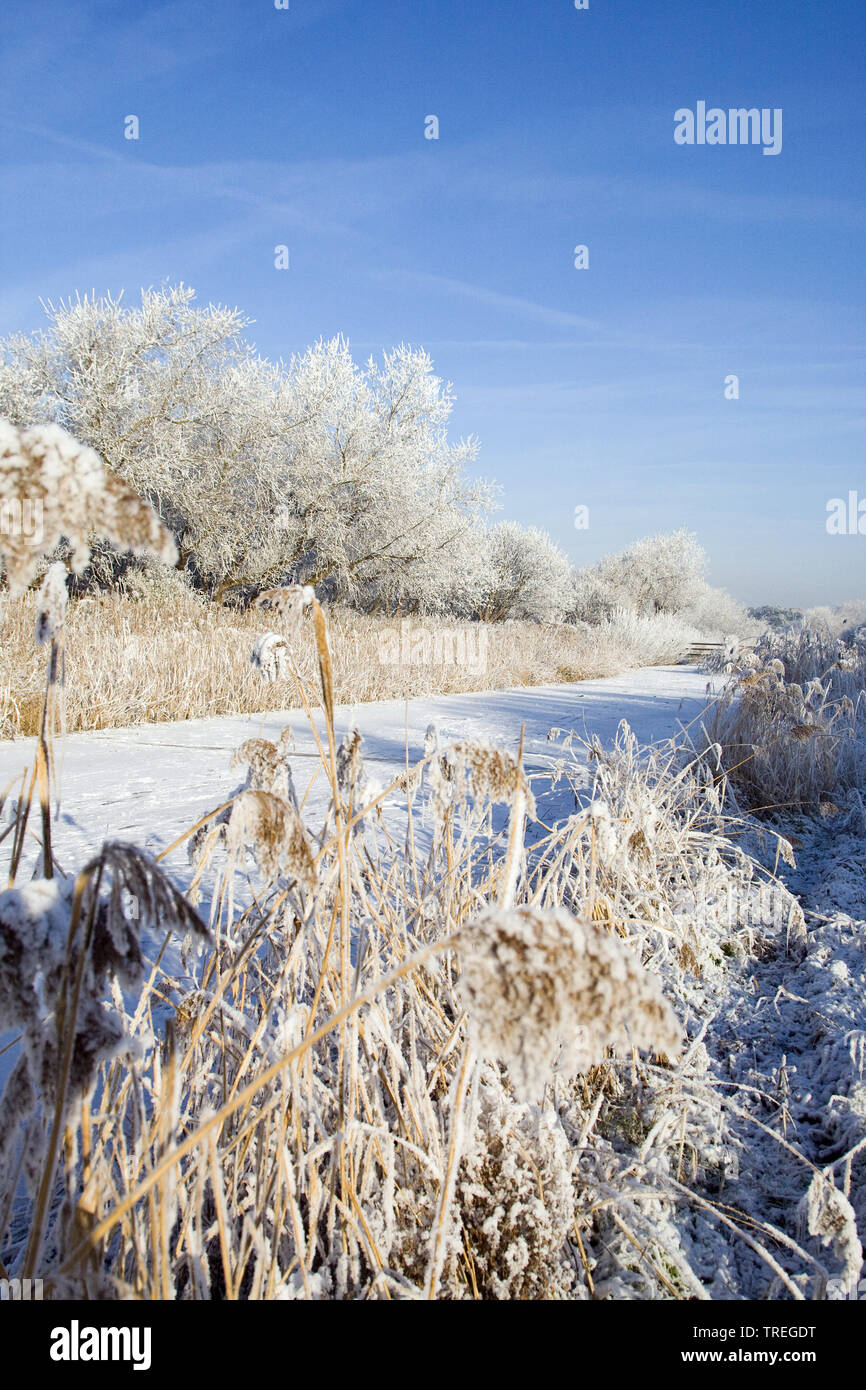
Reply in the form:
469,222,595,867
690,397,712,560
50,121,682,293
34,560,69,646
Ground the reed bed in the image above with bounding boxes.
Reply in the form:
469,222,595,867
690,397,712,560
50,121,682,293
0,582,704,739
707,625,866,816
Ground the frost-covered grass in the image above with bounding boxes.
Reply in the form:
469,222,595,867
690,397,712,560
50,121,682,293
2,586,861,1301
0,580,705,738
707,623,866,816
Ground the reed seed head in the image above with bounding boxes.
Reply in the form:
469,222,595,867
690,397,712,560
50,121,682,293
458,904,681,1099
0,419,177,591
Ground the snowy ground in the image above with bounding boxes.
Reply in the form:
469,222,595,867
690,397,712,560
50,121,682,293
0,664,716,884
716,814,866,1297
635,807,866,1301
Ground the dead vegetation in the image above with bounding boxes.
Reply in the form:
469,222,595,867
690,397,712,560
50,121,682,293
0,580,704,739
707,625,866,817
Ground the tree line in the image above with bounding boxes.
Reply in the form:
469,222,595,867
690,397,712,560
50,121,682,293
0,284,748,630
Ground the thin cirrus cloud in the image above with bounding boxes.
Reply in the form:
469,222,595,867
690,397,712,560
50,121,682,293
0,0,347,99
0,125,357,233
471,163,866,229
371,269,601,336
0,122,477,246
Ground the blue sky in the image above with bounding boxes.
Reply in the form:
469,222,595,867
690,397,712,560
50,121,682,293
1,0,864,606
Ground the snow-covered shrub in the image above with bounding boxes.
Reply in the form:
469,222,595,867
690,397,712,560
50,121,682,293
477,521,574,622
115,554,202,609
802,601,866,638
250,632,291,682
679,582,759,639
572,529,706,623
587,608,704,666
419,522,496,618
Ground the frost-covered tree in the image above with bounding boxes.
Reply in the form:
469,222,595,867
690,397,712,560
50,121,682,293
572,529,706,622
0,286,270,586
0,288,492,601
354,520,496,617
802,600,866,636
679,582,758,638
748,605,803,632
432,523,498,617
274,338,494,607
478,522,574,623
